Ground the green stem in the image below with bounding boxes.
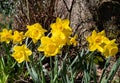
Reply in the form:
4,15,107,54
50,57,53,83
39,55,46,83
53,56,58,83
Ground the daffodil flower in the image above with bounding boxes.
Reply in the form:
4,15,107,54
50,17,72,38
103,39,118,57
86,30,106,52
51,31,69,47
0,28,12,44
12,44,32,63
38,37,60,57
25,23,47,43
12,30,25,44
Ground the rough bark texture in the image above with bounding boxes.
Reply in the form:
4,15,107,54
12,0,120,50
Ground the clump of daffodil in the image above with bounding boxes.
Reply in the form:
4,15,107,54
12,30,25,44
0,28,12,44
86,30,118,57
12,44,32,63
38,17,78,57
25,23,47,43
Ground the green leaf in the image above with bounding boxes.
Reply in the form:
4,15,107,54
26,62,40,83
99,57,111,82
107,57,120,82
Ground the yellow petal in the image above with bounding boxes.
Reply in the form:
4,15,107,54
97,46,104,53
89,44,97,51
92,30,97,38
98,30,105,36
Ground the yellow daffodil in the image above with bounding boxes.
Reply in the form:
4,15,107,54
38,37,60,57
51,31,69,47
70,34,78,46
12,44,32,63
25,23,47,43
50,17,72,37
86,30,106,52
0,28,12,44
103,39,118,57
12,30,25,44
49,17,75,48
87,30,118,57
